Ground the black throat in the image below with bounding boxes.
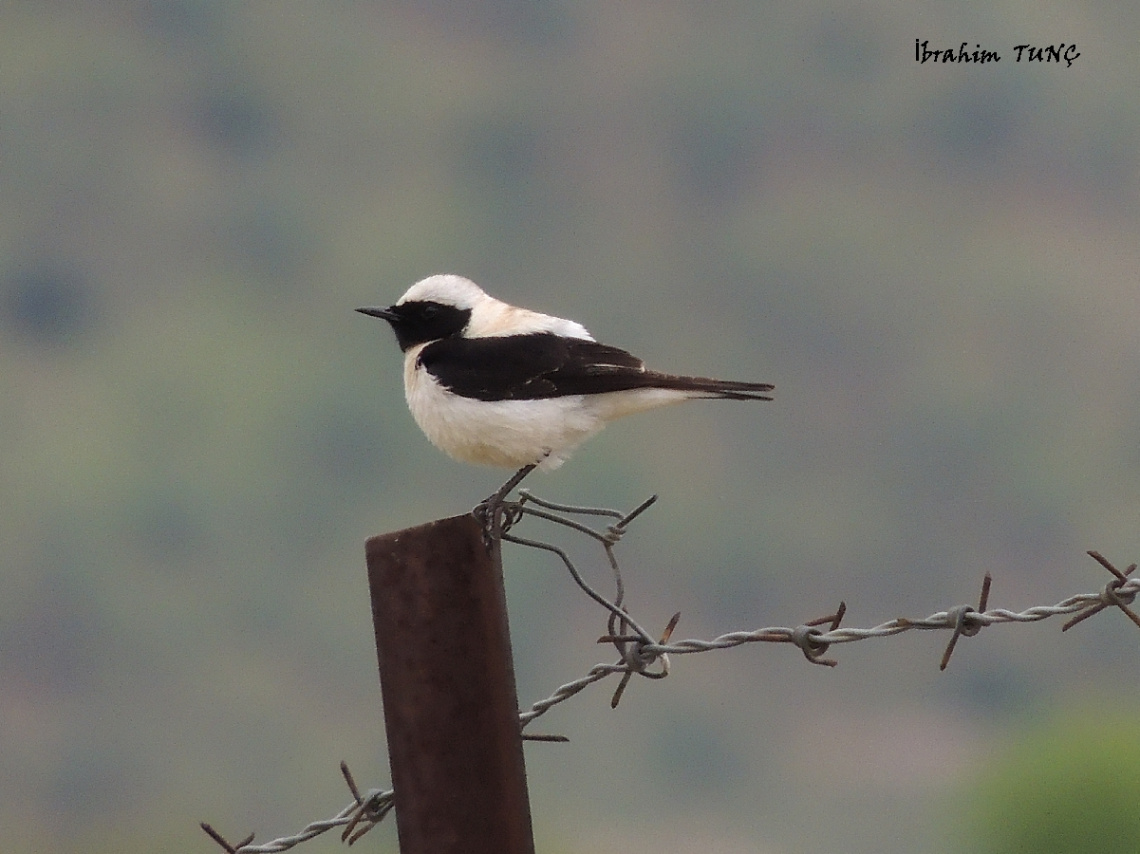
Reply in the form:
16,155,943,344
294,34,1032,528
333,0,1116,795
384,300,471,351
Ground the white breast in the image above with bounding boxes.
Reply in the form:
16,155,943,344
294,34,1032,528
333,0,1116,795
402,346,604,469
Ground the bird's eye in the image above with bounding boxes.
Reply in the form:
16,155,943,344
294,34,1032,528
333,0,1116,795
421,304,439,319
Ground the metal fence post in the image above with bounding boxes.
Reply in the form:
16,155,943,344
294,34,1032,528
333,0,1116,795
366,513,536,854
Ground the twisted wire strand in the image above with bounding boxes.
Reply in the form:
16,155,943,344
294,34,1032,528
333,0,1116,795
641,581,1140,655
200,788,393,853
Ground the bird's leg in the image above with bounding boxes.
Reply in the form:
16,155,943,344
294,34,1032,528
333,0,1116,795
474,463,537,548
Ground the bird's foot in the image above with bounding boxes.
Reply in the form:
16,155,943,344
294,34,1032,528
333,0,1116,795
473,463,537,550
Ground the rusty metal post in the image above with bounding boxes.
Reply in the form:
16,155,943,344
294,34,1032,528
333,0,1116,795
366,513,535,854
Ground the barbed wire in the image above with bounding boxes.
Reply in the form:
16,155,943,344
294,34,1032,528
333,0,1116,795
202,491,1139,852
200,762,393,852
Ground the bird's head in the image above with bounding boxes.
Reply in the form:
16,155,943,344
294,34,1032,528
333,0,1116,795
357,274,488,351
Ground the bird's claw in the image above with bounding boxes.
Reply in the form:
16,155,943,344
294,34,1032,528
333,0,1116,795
473,494,514,550
472,463,537,550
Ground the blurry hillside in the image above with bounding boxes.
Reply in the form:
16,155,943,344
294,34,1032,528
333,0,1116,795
1,3,1139,853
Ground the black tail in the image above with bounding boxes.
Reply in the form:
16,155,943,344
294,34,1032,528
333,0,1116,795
645,372,774,401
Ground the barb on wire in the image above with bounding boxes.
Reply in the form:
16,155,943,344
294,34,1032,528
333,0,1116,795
1062,551,1140,631
203,494,1140,854
202,762,393,853
936,572,991,670
788,603,848,667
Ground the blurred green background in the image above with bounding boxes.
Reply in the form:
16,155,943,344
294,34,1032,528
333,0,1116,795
2,2,1138,852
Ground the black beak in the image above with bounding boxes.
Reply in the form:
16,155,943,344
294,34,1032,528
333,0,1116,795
356,306,398,322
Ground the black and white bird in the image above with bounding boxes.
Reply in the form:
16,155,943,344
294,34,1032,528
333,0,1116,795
357,275,773,481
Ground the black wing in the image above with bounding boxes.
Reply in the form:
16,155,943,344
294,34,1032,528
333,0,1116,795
418,332,650,402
